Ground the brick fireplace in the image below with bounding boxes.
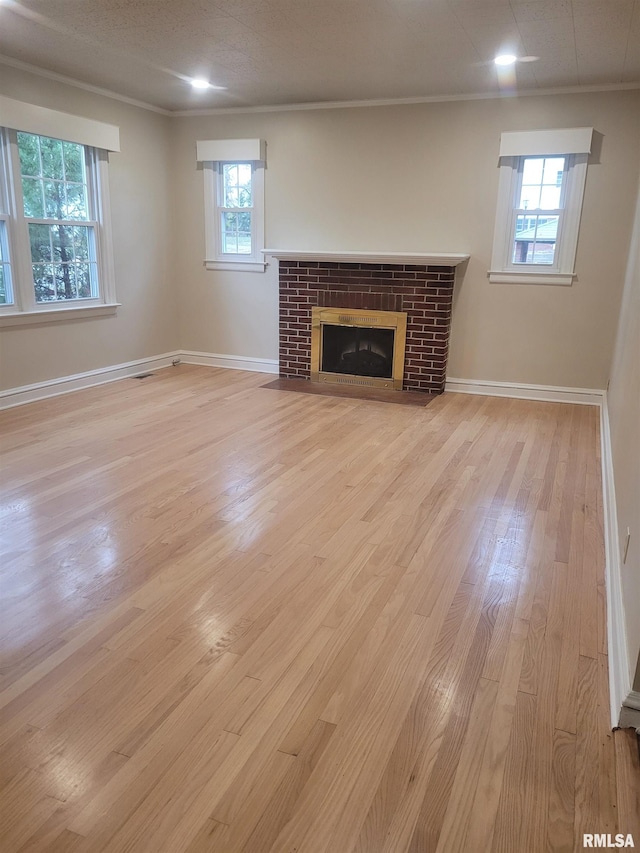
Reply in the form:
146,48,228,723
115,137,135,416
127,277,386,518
268,251,468,394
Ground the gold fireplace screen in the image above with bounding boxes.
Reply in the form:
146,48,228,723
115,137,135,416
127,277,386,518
311,307,408,390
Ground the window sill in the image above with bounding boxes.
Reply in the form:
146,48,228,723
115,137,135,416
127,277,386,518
205,260,267,273
0,303,120,328
488,271,574,286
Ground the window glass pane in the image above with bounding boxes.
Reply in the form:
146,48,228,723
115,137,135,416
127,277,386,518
0,265,6,305
44,181,65,218
51,225,75,262
62,141,84,182
542,158,565,186
29,223,52,262
223,233,238,253
40,137,64,180
222,209,253,254
76,263,92,298
17,132,40,177
237,210,251,253
224,186,239,206
237,164,252,207
237,232,252,254
512,214,559,265
222,211,238,253
65,184,89,220
521,158,543,186
223,164,237,187
31,224,98,302
519,156,565,210
18,133,89,221
539,185,561,209
55,264,75,299
222,162,252,208
33,264,55,302
73,226,90,260
22,177,45,218
519,184,541,210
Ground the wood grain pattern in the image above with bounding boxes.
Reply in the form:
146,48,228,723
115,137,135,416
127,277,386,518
0,364,633,852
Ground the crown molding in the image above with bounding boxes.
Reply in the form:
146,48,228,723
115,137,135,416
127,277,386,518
0,54,171,116
170,82,640,117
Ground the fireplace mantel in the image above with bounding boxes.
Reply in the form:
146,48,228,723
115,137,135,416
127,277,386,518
263,249,469,266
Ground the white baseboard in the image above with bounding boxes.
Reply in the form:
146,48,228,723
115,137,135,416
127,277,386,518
600,397,632,728
0,350,279,409
0,351,181,410
180,350,279,374
445,377,605,406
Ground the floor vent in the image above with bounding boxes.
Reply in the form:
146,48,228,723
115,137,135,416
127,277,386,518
134,373,154,379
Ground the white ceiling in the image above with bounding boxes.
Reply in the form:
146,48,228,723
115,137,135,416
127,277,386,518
0,0,639,112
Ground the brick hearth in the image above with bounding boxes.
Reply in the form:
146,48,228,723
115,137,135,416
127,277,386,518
278,260,456,393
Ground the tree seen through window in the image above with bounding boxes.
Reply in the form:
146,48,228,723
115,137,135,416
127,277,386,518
18,132,99,303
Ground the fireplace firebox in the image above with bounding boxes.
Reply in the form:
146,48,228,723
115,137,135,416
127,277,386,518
311,307,407,390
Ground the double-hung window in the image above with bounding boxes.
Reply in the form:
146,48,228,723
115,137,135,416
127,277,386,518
490,127,593,286
19,132,100,304
0,96,119,325
197,138,266,273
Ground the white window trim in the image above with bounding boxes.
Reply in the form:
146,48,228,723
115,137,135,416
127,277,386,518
198,138,266,273
0,127,117,326
489,128,592,286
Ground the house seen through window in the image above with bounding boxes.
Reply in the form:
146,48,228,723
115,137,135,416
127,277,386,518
512,156,565,266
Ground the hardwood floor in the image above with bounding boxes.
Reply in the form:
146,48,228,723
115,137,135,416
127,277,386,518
0,364,636,852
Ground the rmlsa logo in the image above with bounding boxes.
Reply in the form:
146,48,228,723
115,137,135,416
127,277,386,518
584,835,635,848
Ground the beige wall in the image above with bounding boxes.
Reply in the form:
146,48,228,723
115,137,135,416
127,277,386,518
607,177,640,694
172,90,640,389
0,67,177,391
1,79,638,396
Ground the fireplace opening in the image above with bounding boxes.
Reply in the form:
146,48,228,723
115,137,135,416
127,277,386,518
321,325,394,378
311,307,407,390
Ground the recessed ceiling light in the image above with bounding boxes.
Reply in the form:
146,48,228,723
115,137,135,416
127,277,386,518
191,78,211,89
494,54,517,66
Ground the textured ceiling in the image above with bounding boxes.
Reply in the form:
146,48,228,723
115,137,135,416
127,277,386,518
0,0,639,112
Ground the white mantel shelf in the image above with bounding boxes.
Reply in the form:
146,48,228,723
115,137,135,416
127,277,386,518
262,250,469,266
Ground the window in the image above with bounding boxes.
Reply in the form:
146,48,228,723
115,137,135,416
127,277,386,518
219,162,255,256
512,156,565,265
490,127,593,285
0,96,119,326
18,132,100,304
198,138,266,273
